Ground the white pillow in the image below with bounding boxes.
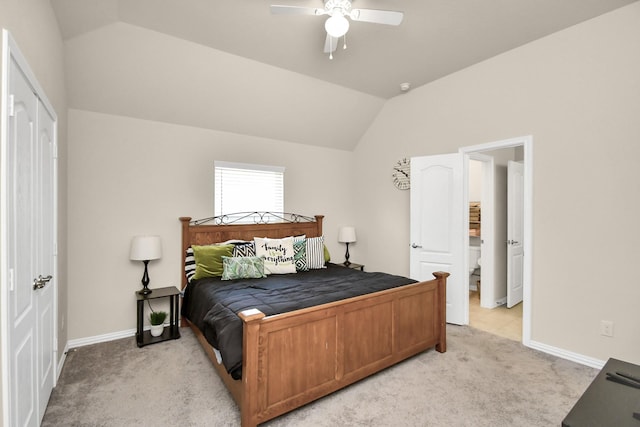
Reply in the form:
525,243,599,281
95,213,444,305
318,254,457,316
254,237,297,275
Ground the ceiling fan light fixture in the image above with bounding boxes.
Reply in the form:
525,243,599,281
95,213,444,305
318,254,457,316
325,14,349,38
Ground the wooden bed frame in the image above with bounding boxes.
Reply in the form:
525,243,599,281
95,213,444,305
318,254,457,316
179,213,448,427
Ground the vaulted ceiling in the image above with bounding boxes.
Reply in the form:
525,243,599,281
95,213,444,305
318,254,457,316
51,0,637,149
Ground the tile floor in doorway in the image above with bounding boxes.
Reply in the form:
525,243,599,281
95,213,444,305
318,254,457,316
469,290,523,341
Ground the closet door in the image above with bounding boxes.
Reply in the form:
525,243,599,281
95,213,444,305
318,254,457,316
36,99,56,420
8,56,40,427
6,46,56,427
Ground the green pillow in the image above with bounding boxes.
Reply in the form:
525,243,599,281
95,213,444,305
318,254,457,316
192,244,234,279
324,245,331,263
221,256,266,280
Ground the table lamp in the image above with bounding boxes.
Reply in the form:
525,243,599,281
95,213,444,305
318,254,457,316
338,226,356,266
130,235,162,295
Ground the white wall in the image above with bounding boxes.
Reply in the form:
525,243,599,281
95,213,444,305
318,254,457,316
354,2,640,363
63,22,384,151
469,160,482,202
0,0,68,420
67,109,355,340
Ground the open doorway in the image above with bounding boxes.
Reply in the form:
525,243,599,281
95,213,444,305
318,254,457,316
460,136,531,344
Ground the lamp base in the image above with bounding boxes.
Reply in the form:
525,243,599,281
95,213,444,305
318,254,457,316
137,260,152,295
344,242,351,266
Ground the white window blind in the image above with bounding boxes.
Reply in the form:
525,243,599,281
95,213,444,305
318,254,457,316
214,161,284,216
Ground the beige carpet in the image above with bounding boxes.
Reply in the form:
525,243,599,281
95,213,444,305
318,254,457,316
42,325,597,426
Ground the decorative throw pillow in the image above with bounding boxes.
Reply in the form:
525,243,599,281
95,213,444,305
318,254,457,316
306,236,326,269
254,237,297,275
192,244,234,279
233,241,256,257
185,247,196,283
220,239,250,245
293,239,308,271
324,245,331,263
187,242,250,282
221,256,266,280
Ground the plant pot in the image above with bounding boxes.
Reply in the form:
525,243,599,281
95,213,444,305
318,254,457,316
150,324,164,337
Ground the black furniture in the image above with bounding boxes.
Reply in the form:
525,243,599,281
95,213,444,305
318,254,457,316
340,262,364,271
136,286,181,347
563,358,640,427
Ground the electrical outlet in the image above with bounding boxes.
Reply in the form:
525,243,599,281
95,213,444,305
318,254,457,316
600,320,614,337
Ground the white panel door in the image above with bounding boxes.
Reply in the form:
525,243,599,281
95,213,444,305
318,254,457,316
6,49,57,426
36,99,56,419
8,56,39,427
410,154,465,325
507,160,524,308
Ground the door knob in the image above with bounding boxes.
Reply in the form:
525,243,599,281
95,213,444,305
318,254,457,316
411,243,422,248
33,274,52,290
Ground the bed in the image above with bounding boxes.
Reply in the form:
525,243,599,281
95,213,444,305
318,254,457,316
179,213,448,427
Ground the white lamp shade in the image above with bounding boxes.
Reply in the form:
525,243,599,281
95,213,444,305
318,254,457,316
130,235,162,261
338,226,356,243
325,14,350,38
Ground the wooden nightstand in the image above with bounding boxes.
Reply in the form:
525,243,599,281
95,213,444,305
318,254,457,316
136,286,181,347
340,262,364,271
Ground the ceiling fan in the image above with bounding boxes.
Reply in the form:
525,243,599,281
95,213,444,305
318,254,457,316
270,0,404,59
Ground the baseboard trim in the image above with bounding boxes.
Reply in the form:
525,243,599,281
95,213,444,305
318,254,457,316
56,342,69,382
67,328,136,349
66,322,178,349
494,297,507,306
67,327,606,371
527,339,606,369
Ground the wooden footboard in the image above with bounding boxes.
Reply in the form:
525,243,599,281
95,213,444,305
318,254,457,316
237,271,447,427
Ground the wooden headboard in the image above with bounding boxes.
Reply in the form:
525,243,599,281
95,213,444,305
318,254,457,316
179,213,324,289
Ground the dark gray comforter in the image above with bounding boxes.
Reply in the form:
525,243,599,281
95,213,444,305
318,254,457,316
181,263,416,379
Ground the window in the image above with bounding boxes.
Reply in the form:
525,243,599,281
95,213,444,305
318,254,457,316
214,161,284,217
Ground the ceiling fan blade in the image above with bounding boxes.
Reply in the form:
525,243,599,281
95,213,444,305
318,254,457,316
270,5,325,16
324,33,337,53
350,9,404,26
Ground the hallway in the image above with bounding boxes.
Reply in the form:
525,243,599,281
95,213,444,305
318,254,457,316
469,291,522,341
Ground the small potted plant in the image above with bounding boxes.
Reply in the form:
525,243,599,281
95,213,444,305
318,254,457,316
149,311,168,337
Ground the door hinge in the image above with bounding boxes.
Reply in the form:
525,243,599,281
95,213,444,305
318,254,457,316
53,142,58,159
9,268,15,292
8,94,15,117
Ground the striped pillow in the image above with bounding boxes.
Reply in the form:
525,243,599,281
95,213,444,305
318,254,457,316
305,236,326,269
185,247,196,283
